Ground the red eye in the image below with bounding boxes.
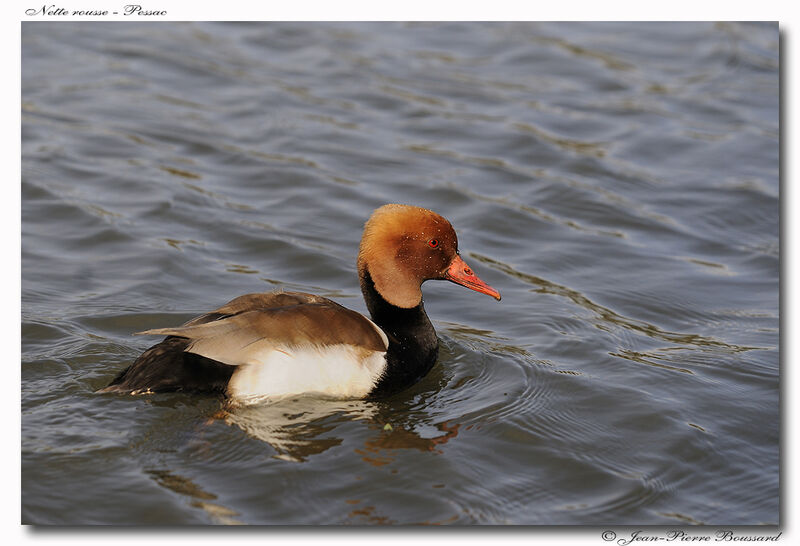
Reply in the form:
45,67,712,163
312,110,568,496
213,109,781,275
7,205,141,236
428,238,439,249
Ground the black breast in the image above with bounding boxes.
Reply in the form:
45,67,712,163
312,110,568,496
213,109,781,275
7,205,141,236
360,271,440,398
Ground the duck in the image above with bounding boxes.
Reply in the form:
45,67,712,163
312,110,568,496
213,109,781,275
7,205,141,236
102,204,501,403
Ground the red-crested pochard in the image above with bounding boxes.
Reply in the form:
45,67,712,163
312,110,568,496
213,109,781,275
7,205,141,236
102,204,501,403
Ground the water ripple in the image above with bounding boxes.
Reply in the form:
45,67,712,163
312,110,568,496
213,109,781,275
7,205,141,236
470,253,757,353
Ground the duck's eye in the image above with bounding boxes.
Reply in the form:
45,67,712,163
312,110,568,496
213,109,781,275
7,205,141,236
428,238,439,249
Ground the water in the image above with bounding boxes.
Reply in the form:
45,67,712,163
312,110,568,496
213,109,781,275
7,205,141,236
21,22,779,525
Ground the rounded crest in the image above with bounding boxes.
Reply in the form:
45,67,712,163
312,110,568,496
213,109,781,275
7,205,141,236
357,204,458,308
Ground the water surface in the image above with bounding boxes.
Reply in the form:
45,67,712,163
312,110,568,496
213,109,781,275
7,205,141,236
21,22,779,525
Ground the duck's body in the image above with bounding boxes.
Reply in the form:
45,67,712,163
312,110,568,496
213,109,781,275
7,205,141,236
103,204,500,403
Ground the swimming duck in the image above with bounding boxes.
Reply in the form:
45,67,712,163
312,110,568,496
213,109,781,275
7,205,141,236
102,204,501,403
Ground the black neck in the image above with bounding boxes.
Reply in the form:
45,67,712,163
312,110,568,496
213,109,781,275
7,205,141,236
360,269,439,397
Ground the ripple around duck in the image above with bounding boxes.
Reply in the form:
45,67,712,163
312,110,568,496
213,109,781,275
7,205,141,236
435,332,612,464
407,354,681,523
522,405,711,524
445,351,548,428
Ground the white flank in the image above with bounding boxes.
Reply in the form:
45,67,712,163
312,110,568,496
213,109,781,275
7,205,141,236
226,344,387,404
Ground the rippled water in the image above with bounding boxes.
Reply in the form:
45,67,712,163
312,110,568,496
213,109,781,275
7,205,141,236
21,22,779,525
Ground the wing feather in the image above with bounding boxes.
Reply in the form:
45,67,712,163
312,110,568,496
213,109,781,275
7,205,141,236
135,291,388,367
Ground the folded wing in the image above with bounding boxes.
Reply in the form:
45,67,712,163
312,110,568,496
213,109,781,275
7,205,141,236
137,291,389,367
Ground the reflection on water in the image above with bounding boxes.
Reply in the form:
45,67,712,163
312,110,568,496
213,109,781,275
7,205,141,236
148,469,243,525
219,396,462,464
357,421,461,460
221,397,376,462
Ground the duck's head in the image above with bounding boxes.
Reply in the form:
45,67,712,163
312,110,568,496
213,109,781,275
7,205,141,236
357,204,501,308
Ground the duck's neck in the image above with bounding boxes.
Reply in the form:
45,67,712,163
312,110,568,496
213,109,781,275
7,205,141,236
359,269,439,397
